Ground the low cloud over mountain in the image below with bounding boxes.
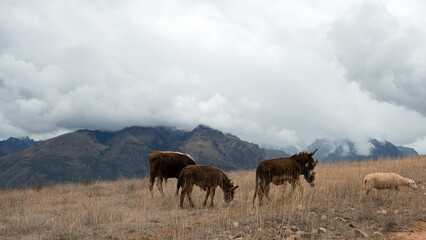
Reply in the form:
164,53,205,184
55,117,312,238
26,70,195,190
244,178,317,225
306,138,418,163
0,125,418,189
0,125,272,189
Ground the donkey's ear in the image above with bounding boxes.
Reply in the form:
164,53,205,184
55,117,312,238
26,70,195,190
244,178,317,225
233,186,239,190
309,149,318,156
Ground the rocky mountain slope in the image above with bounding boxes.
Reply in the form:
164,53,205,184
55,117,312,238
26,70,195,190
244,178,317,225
0,125,271,189
306,138,418,162
0,137,40,157
0,125,418,188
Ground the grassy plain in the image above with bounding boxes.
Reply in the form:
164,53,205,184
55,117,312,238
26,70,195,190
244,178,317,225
0,156,425,239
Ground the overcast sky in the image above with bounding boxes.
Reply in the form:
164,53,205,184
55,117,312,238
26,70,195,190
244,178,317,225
1,0,426,154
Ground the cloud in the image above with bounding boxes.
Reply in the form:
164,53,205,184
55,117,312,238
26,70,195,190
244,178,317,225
1,0,426,154
329,0,426,116
407,136,426,155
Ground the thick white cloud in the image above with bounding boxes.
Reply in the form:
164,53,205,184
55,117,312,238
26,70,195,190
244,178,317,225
1,0,426,154
329,0,426,116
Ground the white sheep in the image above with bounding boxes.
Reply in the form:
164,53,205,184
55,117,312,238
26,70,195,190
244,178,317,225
362,172,417,200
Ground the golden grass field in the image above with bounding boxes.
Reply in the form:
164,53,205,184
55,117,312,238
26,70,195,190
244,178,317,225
0,156,425,239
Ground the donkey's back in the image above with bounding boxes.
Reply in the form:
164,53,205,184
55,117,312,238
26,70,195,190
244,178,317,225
180,165,224,188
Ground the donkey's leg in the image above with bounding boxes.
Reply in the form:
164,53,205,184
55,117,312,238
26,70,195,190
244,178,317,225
265,184,271,200
149,175,156,198
259,181,269,206
265,180,271,200
210,188,216,207
156,176,164,197
188,192,195,208
258,181,264,206
187,184,195,208
295,178,304,197
203,187,211,206
175,179,181,196
180,190,186,208
291,177,297,191
289,179,297,198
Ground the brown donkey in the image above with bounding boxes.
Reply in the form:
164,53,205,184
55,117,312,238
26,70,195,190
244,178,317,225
148,151,196,198
178,165,239,208
253,149,318,206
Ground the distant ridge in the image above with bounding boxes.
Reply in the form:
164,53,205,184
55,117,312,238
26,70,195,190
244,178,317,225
0,137,40,157
0,125,418,189
306,138,418,162
0,125,277,189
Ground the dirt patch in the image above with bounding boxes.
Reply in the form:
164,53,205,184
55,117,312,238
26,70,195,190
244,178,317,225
390,220,426,240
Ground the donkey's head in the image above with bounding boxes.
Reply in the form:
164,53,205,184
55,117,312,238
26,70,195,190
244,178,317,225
297,149,318,187
303,162,317,186
223,181,239,202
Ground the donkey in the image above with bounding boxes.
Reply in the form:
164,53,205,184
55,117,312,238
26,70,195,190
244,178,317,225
253,149,318,206
148,151,196,198
178,165,239,208
265,163,317,198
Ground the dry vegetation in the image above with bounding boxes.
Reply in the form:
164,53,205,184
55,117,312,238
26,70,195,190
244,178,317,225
0,156,425,240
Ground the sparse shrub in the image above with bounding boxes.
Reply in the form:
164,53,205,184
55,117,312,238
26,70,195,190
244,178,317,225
82,179,90,186
384,219,401,232
127,183,136,193
34,183,44,192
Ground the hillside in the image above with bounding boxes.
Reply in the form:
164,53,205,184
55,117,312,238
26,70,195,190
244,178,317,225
0,137,40,157
0,125,271,189
0,125,419,189
306,138,418,162
0,156,424,239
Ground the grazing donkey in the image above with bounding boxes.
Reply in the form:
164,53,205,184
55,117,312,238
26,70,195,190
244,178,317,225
148,151,196,198
253,149,318,205
265,161,318,197
178,165,239,208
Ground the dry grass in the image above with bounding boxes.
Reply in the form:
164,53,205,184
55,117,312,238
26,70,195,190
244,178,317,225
0,156,425,239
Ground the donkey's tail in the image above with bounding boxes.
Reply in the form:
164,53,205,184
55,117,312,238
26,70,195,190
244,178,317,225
177,174,185,196
252,171,259,204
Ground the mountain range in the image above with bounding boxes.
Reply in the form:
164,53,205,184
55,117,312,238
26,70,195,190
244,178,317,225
0,125,282,189
0,137,40,157
306,138,418,162
0,125,418,189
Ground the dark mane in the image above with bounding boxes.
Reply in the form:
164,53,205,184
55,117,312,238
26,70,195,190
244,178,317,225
291,151,310,158
220,172,232,190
